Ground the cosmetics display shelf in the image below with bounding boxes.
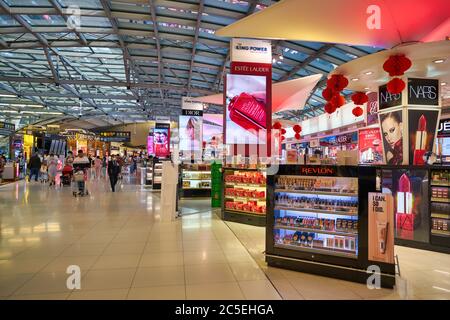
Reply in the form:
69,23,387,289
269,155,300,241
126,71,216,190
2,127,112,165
274,243,357,259
274,189,357,197
225,208,265,216
179,164,211,198
431,230,450,237
274,206,358,216
152,162,163,189
430,183,450,187
266,165,395,288
274,224,358,237
431,198,450,203
431,213,450,219
222,167,267,226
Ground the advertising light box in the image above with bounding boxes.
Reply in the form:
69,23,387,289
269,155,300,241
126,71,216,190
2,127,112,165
225,74,267,145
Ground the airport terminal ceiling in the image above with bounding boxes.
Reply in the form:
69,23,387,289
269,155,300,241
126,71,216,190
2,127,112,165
0,0,382,130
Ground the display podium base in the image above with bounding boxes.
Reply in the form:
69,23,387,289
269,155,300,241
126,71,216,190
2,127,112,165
223,210,266,227
180,188,211,198
266,255,396,289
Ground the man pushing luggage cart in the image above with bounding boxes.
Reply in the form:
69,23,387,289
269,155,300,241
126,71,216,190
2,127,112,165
72,150,90,197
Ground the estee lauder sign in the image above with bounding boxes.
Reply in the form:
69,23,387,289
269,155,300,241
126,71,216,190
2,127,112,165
230,62,271,76
300,166,336,176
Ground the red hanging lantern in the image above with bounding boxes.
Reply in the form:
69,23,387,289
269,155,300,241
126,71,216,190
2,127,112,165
272,122,282,130
293,124,302,133
383,55,412,77
324,102,336,114
331,94,345,108
294,133,301,140
321,87,333,101
352,106,364,117
327,74,349,92
387,78,405,94
351,92,368,105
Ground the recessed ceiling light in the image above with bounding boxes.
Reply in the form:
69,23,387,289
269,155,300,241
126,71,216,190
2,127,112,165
364,71,373,75
434,59,445,64
364,87,370,90
351,78,359,81
441,82,447,86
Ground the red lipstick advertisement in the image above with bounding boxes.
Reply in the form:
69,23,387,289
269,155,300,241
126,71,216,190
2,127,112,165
358,127,383,164
396,173,414,239
408,109,440,165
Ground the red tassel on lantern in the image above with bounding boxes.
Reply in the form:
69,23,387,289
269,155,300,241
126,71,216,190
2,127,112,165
352,106,364,117
331,94,345,108
324,102,336,114
281,135,285,141
293,124,302,133
383,55,412,77
351,92,368,105
294,133,301,140
387,78,405,94
321,87,333,101
281,128,286,135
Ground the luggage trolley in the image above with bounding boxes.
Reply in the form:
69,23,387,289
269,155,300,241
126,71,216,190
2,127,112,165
72,163,90,197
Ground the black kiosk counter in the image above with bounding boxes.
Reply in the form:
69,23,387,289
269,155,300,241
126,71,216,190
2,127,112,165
265,165,396,288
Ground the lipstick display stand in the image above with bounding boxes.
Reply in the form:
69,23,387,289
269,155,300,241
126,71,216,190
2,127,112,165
266,165,395,288
222,166,267,226
380,165,450,254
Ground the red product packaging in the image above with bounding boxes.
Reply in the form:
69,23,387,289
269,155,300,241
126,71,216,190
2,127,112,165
396,213,414,231
228,92,267,132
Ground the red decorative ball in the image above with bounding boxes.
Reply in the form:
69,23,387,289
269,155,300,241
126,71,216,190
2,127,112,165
331,94,346,108
294,133,301,140
387,78,405,94
383,55,412,77
324,102,336,114
293,124,302,133
280,135,285,141
327,74,349,92
352,106,364,117
281,128,286,135
321,87,333,101
272,122,282,130
351,92,368,105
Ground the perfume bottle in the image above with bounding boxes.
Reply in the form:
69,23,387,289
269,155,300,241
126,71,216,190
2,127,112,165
228,92,267,132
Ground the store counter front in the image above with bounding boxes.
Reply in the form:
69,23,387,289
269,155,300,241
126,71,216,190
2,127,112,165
378,165,450,254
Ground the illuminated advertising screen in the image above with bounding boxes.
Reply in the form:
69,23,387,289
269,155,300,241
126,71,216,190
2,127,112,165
379,110,404,165
358,128,383,164
225,74,267,145
154,123,170,158
179,111,202,152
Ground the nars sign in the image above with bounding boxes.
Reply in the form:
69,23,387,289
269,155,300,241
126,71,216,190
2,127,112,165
408,78,439,106
378,84,401,110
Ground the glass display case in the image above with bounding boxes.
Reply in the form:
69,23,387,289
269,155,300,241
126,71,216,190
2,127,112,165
152,161,163,189
430,168,450,247
222,167,266,226
179,163,211,198
273,175,359,258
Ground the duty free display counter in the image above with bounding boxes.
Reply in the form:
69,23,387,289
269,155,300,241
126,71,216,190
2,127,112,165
178,163,211,198
222,167,267,226
266,165,396,288
379,165,450,254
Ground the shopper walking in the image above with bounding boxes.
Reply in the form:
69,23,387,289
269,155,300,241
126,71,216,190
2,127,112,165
28,153,41,182
102,156,107,178
0,154,6,183
47,153,58,186
94,156,102,180
107,155,121,192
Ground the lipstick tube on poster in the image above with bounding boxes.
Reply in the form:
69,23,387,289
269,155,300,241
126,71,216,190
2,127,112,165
397,173,412,215
413,115,427,165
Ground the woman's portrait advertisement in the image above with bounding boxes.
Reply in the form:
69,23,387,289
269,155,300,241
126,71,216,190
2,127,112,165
380,110,404,165
179,115,202,151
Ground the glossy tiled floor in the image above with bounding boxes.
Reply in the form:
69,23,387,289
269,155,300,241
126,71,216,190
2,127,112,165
0,177,449,300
